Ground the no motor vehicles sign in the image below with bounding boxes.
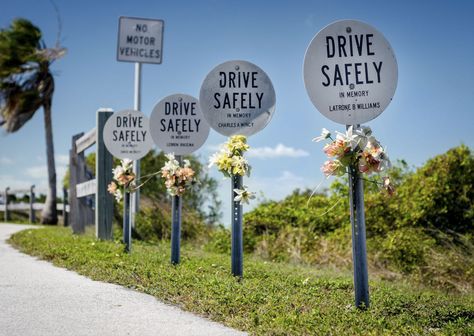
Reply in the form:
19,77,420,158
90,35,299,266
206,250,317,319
117,16,164,64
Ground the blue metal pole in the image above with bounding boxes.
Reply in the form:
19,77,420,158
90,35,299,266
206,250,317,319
347,125,370,309
171,156,182,265
171,193,182,264
123,189,131,253
231,174,243,277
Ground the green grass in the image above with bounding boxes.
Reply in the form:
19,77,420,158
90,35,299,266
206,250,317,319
9,227,474,335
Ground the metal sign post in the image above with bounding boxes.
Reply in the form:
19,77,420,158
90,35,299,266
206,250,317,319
149,94,210,265
199,60,276,277
347,126,369,308
131,62,142,228
231,174,244,277
103,109,153,253
171,155,183,265
123,189,131,253
117,16,164,230
303,20,398,308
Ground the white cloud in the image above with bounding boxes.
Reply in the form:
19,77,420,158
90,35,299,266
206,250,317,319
23,165,67,194
55,154,69,165
0,175,31,191
0,157,13,165
248,170,316,201
25,166,48,179
247,144,309,159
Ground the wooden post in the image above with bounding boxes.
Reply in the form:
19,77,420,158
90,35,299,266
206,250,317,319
29,185,36,223
70,133,85,234
62,187,68,226
96,109,114,240
4,187,9,222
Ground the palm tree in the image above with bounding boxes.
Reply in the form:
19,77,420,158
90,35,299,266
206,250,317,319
0,18,65,224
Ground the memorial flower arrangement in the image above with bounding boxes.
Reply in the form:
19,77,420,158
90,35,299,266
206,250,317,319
108,154,197,202
313,126,395,195
209,135,255,204
160,153,196,197
107,159,136,201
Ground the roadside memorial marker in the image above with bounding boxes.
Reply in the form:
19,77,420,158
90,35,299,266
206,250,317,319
199,60,276,137
150,94,210,155
303,19,397,125
304,20,398,308
200,60,276,277
103,109,153,161
103,109,153,252
150,94,210,264
117,16,165,230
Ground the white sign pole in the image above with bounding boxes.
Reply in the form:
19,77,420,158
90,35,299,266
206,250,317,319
131,62,142,228
117,16,164,229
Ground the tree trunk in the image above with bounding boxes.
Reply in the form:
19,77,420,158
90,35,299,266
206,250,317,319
40,96,58,224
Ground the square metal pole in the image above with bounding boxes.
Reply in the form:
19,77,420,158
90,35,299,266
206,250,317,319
123,190,131,253
231,174,243,277
347,125,370,309
171,155,182,265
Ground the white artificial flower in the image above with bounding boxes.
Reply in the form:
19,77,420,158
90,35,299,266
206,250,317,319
208,152,220,168
183,159,191,168
233,186,256,205
163,159,179,173
165,153,175,161
112,166,125,180
121,159,133,170
336,126,360,150
114,189,122,202
312,128,331,142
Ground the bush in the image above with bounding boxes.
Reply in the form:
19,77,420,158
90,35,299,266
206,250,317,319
377,227,436,274
134,198,211,243
395,145,474,233
204,225,231,254
240,146,474,291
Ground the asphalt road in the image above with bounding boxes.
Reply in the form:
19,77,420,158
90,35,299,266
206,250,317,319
0,223,247,336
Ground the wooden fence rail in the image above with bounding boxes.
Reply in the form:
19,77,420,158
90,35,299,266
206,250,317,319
2,185,68,224
69,108,114,239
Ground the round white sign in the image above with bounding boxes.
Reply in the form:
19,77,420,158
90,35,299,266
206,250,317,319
103,109,153,160
199,60,276,136
303,20,398,125
149,94,210,155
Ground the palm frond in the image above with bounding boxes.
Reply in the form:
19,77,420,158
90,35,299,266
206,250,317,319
0,80,42,132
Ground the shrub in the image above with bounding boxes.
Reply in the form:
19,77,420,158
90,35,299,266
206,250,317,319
204,225,231,254
395,145,474,233
134,198,211,243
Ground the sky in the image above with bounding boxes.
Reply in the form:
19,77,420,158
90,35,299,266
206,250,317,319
1,0,473,225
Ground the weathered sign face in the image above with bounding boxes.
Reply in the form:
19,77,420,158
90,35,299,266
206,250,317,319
117,16,164,64
303,20,398,125
149,94,210,155
103,109,153,160
199,60,276,136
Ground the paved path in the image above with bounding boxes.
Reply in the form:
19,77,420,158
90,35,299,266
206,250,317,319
0,224,247,336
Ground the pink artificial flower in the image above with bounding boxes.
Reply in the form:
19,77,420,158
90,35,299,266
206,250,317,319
321,160,344,177
107,182,117,194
